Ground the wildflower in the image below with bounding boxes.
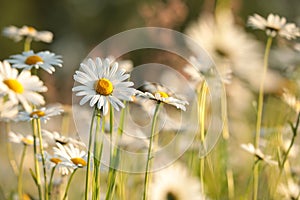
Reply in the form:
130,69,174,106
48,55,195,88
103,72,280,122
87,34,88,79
72,57,136,115
0,61,47,111
42,130,85,148
277,179,300,200
2,25,53,43
44,152,73,175
7,50,63,74
248,13,300,39
137,82,188,111
9,131,34,146
281,90,300,113
18,105,63,123
241,143,277,165
0,97,18,121
150,163,204,200
53,143,87,169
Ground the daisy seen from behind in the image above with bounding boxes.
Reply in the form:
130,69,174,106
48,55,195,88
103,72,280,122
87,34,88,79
2,25,53,43
0,61,47,111
7,50,63,74
9,131,34,146
72,57,136,115
0,97,18,121
248,13,300,40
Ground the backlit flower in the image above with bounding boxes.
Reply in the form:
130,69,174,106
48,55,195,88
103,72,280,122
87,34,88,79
2,25,53,43
72,57,136,115
241,143,277,165
18,105,63,123
137,82,188,111
44,152,73,176
0,61,47,111
53,143,87,168
0,97,18,121
9,131,34,146
248,13,300,39
150,163,204,200
7,50,63,74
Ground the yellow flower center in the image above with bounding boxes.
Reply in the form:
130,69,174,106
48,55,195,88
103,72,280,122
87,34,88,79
30,110,45,118
155,91,169,98
71,157,87,167
95,78,113,96
27,26,37,33
50,157,62,165
21,138,33,145
3,79,24,93
25,55,44,65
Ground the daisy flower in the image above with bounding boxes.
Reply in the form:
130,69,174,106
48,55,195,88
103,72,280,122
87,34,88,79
240,143,277,165
17,104,63,123
0,97,18,121
281,90,300,113
72,57,136,115
0,61,47,111
53,143,87,169
248,13,300,39
137,82,188,111
2,25,53,43
277,179,300,200
44,152,73,176
9,131,34,146
150,163,204,200
42,130,85,148
7,50,63,74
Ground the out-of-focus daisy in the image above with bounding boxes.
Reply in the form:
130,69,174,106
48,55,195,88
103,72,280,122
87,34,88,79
0,97,18,121
53,143,87,169
9,131,34,146
17,105,63,123
241,143,277,165
185,10,267,88
248,13,300,40
72,57,136,115
0,61,47,111
7,50,63,74
277,179,300,200
281,90,300,113
137,82,188,111
42,130,85,148
44,152,73,176
150,163,204,200
2,25,53,43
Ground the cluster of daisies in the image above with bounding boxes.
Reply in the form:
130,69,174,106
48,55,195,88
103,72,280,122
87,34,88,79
0,10,300,200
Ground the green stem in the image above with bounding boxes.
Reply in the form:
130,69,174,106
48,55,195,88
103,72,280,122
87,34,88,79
253,36,272,200
31,120,43,200
85,108,97,200
36,118,48,200
255,36,273,148
18,145,28,200
5,122,19,176
48,166,57,199
93,110,102,200
24,37,32,52
63,168,78,200
142,102,161,200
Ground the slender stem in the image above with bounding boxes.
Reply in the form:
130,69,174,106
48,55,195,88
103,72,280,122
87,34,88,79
5,122,19,176
31,120,43,200
93,110,102,200
253,36,272,200
255,36,273,148
18,145,28,200
24,37,32,52
63,168,78,200
48,166,57,199
85,108,97,200
142,102,161,200
36,118,48,200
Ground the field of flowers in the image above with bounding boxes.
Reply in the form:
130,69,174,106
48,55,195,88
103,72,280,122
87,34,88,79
0,1,300,200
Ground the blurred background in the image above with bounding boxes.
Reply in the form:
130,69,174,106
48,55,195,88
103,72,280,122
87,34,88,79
0,0,299,105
